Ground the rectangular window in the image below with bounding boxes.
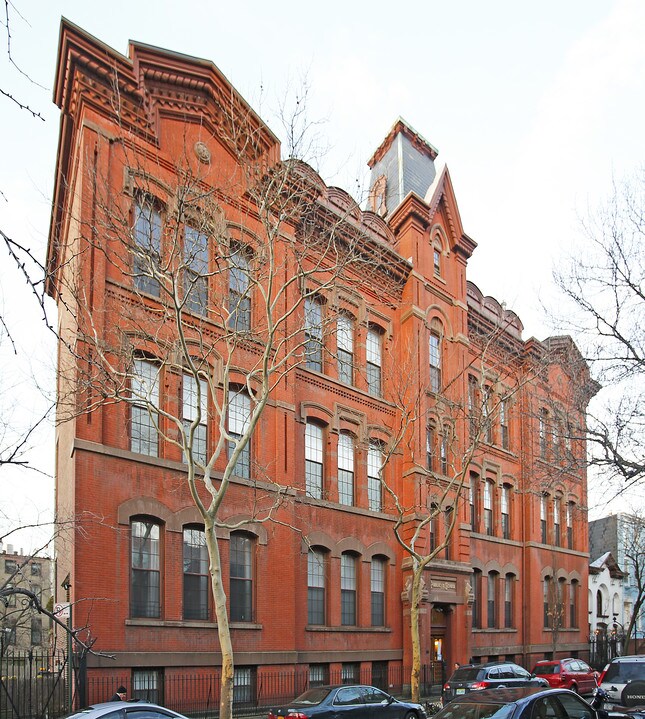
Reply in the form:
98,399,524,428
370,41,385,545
233,667,255,706
183,527,209,620
228,389,250,478
230,534,253,622
337,433,354,506
341,553,356,626
367,442,382,512
483,386,493,443
184,225,208,315
133,199,161,296
472,570,481,628
426,426,436,472
30,563,42,577
304,297,323,371
228,244,251,331
337,315,353,384
470,476,478,531
305,422,324,499
544,577,551,628
501,485,510,539
307,549,325,625
468,375,477,440
183,374,207,464
553,497,561,546
133,669,162,704
4,559,17,574
131,359,160,457
440,427,449,475
483,481,493,536
371,558,385,627
366,328,382,397
429,333,442,393
539,409,548,459
309,664,328,688
569,582,577,627
504,575,513,628
433,247,441,276
131,520,160,618
500,399,509,449
540,494,548,544
566,503,573,549
341,663,359,684
487,573,497,628
444,508,453,559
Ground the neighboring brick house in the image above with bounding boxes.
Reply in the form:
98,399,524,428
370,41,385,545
46,20,597,703
0,544,52,652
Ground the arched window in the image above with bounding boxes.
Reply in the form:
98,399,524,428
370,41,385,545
540,494,548,544
366,326,383,397
433,239,442,277
483,481,494,536
570,580,578,627
444,507,453,560
131,518,161,618
596,589,603,618
183,526,208,620
426,424,436,472
341,552,357,626
337,314,354,385
337,433,354,506
131,359,160,457
307,548,326,625
544,576,552,628
230,532,253,622
228,243,251,331
501,485,511,539
371,556,386,627
429,329,442,394
305,422,324,499
500,398,510,449
440,425,450,475
553,496,562,546
566,502,574,549
472,569,482,628
487,571,498,628
504,574,515,628
367,441,383,512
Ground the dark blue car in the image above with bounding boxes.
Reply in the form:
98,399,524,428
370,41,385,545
267,685,427,719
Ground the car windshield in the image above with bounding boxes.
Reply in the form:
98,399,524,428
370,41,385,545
533,665,559,675
604,662,645,683
435,701,516,719
292,688,331,705
451,668,483,682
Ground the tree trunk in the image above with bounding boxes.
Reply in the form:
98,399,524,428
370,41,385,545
410,569,423,703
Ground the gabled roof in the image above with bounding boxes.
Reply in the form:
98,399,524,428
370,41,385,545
589,551,626,578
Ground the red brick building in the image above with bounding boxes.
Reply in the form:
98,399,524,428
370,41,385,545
47,20,596,703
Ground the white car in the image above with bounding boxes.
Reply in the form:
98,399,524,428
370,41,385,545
599,655,645,705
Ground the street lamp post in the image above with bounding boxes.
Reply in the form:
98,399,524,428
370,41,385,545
611,614,625,657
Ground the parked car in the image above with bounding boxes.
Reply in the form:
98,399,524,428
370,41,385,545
531,658,599,695
600,655,645,705
442,662,548,704
434,687,603,719
64,701,190,719
266,684,427,719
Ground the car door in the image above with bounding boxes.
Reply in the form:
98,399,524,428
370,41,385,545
332,685,368,719
574,660,596,694
362,685,403,719
553,692,595,719
512,665,535,688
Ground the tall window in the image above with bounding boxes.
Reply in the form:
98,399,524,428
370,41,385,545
472,569,482,628
427,425,436,472
309,665,328,688
501,485,511,539
483,386,493,443
305,422,324,499
566,502,574,549
233,667,255,706
500,399,509,449
366,327,382,396
468,375,478,440
540,494,548,543
183,374,207,464
228,244,251,331
444,507,453,560
429,332,442,393
371,557,386,627
31,618,42,645
433,243,442,276
133,669,161,703
544,576,552,628
440,426,449,475
304,296,323,371
539,409,548,458
184,225,208,315
131,519,160,618
337,315,354,384
487,572,498,628
483,480,493,536
429,506,437,552
230,533,253,622
341,553,357,625
307,548,326,625
133,199,161,296
228,389,250,478
337,433,354,506
470,474,479,531
131,359,160,457
504,574,514,628
569,580,578,627
367,441,383,512
553,497,561,546
183,527,208,620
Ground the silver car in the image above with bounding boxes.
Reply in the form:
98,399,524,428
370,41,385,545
65,701,189,719
600,655,645,705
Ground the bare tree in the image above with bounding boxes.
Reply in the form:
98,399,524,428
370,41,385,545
554,171,645,495
620,513,645,654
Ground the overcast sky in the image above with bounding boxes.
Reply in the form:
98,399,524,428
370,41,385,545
1,0,644,551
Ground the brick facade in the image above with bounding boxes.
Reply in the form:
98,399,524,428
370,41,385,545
47,20,596,699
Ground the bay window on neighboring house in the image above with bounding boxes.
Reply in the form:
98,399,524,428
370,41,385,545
501,485,511,539
366,327,382,397
367,441,383,512
305,422,324,499
228,389,251,478
183,527,209,620
429,331,442,394
370,557,386,627
337,314,354,385
483,480,493,536
131,519,161,618
337,433,354,506
541,494,548,544
133,198,161,296
230,533,253,622
183,374,207,465
341,553,357,626
131,359,160,457
184,225,208,315
307,548,326,625
304,296,323,371
228,243,251,331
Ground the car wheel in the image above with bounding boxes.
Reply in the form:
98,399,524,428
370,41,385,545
570,683,578,694
403,712,417,719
